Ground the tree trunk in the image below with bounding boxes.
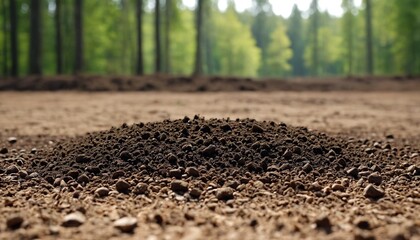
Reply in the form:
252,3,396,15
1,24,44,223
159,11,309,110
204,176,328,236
2,0,9,76
194,0,204,76
55,0,63,74
9,0,18,76
365,0,373,75
312,0,319,76
29,0,42,75
74,0,83,74
136,0,144,75
155,0,162,73
164,0,171,73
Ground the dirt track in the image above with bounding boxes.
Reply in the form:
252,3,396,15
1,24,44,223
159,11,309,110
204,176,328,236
0,91,419,240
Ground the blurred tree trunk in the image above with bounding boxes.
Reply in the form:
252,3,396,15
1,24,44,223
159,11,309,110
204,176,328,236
55,0,63,74
2,0,9,76
29,0,42,75
194,0,204,76
287,5,305,76
74,0,83,74
164,0,171,73
9,0,18,76
343,0,354,76
155,0,162,73
136,0,144,75
311,0,319,76
365,0,373,75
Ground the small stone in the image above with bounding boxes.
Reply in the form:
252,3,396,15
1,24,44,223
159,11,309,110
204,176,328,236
168,169,182,179
7,137,17,144
315,216,332,233
133,183,148,195
190,188,202,199
312,145,323,154
62,212,86,227
95,187,109,197
18,170,28,179
112,170,125,179
167,153,178,165
251,124,265,133
171,180,189,193
75,154,91,163
114,217,137,233
6,165,19,174
363,184,385,199
331,184,345,192
73,191,81,198
0,147,8,154
282,149,293,159
355,218,371,230
202,145,217,157
221,124,232,132
116,179,130,193
327,149,336,156
367,173,383,185
302,163,313,173
216,187,234,201
186,167,200,177
6,215,24,229
347,167,359,178
119,151,132,161
77,174,89,184
365,148,376,154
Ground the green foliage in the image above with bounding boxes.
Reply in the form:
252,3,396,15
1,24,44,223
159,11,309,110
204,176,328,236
266,23,292,76
211,6,261,77
0,0,419,78
169,8,195,75
287,5,305,76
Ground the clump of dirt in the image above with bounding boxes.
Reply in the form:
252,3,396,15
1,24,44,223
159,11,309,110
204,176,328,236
34,117,383,192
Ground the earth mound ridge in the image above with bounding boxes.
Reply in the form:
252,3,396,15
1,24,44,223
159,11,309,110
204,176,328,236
33,117,373,187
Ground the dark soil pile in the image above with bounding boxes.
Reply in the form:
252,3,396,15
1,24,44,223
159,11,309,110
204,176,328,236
32,117,388,193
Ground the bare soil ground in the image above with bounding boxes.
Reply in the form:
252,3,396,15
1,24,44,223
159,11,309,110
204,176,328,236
0,91,419,240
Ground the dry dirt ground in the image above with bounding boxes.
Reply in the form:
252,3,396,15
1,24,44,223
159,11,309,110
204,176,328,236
0,91,419,240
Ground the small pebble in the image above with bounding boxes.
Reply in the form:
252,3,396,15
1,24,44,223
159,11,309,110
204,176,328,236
62,212,86,227
190,188,202,199
251,124,264,133
367,173,383,185
95,187,110,197
363,184,385,199
216,187,234,201
6,215,24,230
116,179,130,193
6,165,19,174
7,137,17,144
186,167,200,177
171,180,189,193
314,216,332,233
0,147,8,154
331,183,345,192
133,183,148,195
114,217,137,233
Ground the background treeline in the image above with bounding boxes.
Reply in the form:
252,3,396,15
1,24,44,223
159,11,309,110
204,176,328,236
1,0,419,78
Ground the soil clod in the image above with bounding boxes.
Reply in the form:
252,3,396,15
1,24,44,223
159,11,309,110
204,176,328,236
363,184,385,199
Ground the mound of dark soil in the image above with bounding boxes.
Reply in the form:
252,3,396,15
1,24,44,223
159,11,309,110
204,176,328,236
32,117,383,192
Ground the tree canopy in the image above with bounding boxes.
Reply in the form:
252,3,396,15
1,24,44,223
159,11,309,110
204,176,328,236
1,0,419,78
